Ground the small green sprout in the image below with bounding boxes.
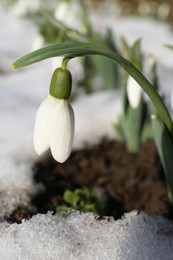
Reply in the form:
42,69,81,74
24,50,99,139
56,187,103,214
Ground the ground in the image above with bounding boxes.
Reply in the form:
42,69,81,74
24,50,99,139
8,138,172,223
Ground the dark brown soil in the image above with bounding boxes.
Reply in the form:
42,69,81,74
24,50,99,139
7,138,173,223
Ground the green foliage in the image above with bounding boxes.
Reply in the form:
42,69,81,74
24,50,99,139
141,122,153,143
21,1,120,93
23,8,86,44
56,187,104,213
152,115,173,204
12,41,173,136
0,0,18,7
114,38,152,153
123,101,148,153
28,11,61,44
84,30,120,91
13,40,173,207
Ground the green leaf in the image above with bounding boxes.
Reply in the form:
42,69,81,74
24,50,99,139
148,55,158,88
12,41,173,134
76,187,90,197
113,117,126,143
124,101,145,153
141,122,153,143
56,205,69,213
131,39,141,61
152,115,173,204
121,71,129,114
120,36,130,59
64,190,80,208
81,203,97,213
90,55,118,90
165,44,173,51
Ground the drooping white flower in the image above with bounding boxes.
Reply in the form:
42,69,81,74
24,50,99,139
127,76,143,109
34,95,74,163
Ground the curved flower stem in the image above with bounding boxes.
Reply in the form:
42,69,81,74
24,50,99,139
62,57,71,70
12,42,173,135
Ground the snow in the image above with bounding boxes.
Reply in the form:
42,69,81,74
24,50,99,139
1,7,173,260
0,211,173,260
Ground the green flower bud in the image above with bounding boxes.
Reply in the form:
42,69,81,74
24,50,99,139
49,68,72,100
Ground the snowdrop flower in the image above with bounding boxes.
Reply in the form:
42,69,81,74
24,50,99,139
127,76,143,109
34,67,74,163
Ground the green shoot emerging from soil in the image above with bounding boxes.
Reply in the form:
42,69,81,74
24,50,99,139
56,187,104,214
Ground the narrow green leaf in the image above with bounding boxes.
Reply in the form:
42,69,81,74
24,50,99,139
120,36,130,59
12,41,173,134
141,122,153,143
124,101,145,153
131,38,141,61
152,115,173,204
90,55,118,90
114,116,126,143
165,44,173,51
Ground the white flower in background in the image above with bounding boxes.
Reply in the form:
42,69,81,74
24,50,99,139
34,95,74,163
127,76,143,108
54,0,87,33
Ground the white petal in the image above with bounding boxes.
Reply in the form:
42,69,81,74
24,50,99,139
33,96,56,155
48,100,75,163
127,76,143,108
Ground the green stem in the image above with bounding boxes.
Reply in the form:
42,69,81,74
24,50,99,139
62,57,70,69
